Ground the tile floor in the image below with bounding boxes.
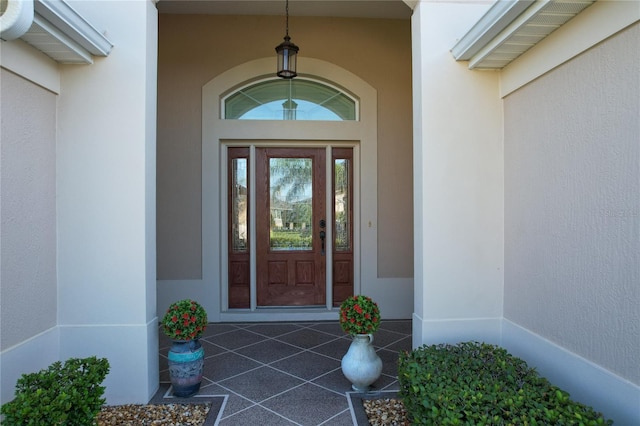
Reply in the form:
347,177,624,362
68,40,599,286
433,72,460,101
159,320,412,425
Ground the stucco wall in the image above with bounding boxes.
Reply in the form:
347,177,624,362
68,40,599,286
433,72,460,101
0,69,57,350
157,14,413,280
55,0,159,404
411,0,504,345
504,23,640,384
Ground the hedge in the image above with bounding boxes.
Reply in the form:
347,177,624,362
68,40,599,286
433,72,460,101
1,356,110,425
398,342,612,425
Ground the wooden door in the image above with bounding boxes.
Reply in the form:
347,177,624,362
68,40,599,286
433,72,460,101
255,148,327,306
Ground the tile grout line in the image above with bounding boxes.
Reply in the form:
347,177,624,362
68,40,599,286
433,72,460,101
318,407,352,425
158,321,412,425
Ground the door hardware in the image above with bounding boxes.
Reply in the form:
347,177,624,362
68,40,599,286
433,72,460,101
320,230,326,255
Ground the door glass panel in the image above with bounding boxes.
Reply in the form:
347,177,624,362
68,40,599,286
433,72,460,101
334,158,351,251
269,158,313,251
231,158,248,252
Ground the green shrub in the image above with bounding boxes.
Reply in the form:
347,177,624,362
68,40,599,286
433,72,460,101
1,356,110,426
398,342,612,426
270,230,312,249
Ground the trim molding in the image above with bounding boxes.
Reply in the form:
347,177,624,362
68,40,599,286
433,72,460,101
34,0,112,56
413,315,503,346
10,0,114,64
411,315,640,424
0,326,60,405
59,319,159,405
198,57,382,322
451,0,534,61
502,319,640,425
452,0,598,70
0,38,61,93
501,0,640,96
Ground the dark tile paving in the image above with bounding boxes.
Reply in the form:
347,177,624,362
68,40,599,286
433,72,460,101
270,351,341,380
220,366,305,402
158,320,411,425
219,405,297,425
276,328,343,349
234,339,302,364
260,383,350,425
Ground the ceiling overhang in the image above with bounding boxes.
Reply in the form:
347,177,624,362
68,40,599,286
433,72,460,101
1,0,113,64
451,0,596,70
156,0,413,20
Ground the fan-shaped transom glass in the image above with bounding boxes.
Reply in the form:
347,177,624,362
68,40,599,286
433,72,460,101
223,79,357,121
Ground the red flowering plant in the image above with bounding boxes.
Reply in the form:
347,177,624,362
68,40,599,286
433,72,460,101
339,295,381,335
161,299,208,341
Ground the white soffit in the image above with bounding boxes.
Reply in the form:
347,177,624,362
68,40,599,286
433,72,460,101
452,0,596,70
19,0,113,64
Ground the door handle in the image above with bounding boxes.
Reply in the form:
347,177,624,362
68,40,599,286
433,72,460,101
319,231,326,255
319,219,326,256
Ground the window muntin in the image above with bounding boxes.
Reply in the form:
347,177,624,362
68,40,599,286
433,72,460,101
224,79,357,121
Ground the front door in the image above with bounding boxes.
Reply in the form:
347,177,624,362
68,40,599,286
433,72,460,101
255,147,326,306
226,145,354,309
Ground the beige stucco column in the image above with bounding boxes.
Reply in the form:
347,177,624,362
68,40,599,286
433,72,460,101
410,0,504,348
56,0,159,405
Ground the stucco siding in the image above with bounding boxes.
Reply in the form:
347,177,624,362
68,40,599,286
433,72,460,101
0,69,57,350
53,0,159,404
157,14,413,280
411,0,504,342
504,23,640,384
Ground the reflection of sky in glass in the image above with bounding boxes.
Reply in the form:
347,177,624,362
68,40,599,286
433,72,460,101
235,159,247,186
240,100,341,121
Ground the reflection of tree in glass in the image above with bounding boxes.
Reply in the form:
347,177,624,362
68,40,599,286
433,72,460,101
270,158,312,203
288,202,311,228
232,159,248,251
334,159,350,251
269,158,313,238
269,158,314,250
335,160,347,192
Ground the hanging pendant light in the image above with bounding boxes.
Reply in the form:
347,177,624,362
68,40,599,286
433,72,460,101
275,0,299,79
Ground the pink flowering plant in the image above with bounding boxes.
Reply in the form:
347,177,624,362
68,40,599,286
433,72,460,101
339,295,381,335
162,299,208,341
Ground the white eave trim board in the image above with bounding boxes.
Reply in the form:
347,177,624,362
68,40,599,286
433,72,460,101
29,13,93,63
468,0,554,69
451,0,597,70
34,0,113,56
451,0,535,61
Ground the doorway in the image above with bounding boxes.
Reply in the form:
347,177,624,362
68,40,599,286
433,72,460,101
227,145,354,309
188,57,383,322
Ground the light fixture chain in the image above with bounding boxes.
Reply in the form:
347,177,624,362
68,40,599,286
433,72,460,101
285,0,289,37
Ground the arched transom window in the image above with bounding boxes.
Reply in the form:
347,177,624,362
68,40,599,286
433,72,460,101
223,79,358,121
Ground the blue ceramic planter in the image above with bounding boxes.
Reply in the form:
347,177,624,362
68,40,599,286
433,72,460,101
168,339,204,397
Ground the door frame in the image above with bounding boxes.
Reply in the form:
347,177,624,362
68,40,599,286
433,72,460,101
199,57,378,322
222,142,358,312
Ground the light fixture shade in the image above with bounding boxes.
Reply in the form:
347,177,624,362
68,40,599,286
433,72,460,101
276,35,299,79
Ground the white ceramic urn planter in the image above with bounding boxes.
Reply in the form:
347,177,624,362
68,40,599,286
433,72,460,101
341,333,383,392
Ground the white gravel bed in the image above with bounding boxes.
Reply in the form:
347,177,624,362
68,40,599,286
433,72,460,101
96,403,210,425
